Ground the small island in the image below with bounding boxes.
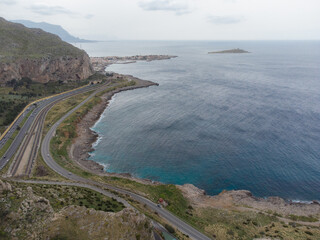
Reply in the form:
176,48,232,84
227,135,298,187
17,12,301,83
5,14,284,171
208,48,250,54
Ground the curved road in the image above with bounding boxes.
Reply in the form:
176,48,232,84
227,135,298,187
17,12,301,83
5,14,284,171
41,85,212,240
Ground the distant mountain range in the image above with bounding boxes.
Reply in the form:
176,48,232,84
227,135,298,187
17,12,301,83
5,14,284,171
11,20,95,43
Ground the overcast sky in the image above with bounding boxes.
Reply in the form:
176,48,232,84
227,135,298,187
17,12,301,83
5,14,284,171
1,0,319,40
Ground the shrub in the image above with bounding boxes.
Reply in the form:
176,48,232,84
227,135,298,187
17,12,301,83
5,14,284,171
165,224,175,234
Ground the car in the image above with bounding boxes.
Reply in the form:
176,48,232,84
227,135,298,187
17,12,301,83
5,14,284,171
157,204,161,208
47,154,49,157
68,172,72,175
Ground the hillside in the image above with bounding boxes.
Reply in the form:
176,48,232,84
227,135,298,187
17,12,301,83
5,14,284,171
0,17,93,83
11,19,94,43
0,180,154,240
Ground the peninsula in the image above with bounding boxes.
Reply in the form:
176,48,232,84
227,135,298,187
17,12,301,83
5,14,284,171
91,55,177,72
208,48,250,54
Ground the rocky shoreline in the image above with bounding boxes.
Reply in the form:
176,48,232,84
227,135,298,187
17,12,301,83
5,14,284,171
69,72,160,185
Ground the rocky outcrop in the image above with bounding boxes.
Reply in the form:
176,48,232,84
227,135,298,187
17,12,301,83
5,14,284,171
46,206,155,240
0,179,12,193
178,184,320,217
0,54,93,84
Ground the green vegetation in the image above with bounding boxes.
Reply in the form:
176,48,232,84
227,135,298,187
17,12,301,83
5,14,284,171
0,17,84,61
0,181,124,213
43,90,94,136
104,176,189,219
165,224,175,234
32,154,67,181
29,183,125,212
288,214,319,222
0,77,90,132
0,180,127,239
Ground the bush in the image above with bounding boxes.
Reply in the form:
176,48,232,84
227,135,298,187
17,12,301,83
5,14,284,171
164,224,175,234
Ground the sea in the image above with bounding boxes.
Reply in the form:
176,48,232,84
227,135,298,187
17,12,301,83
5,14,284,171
79,41,320,201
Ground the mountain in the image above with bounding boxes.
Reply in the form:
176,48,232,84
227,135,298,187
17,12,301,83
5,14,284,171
11,19,94,43
0,17,93,83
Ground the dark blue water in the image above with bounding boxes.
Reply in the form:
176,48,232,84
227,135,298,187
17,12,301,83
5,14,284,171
82,41,320,201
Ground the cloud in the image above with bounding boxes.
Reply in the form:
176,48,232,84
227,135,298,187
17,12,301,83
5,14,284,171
29,4,74,16
207,15,244,24
0,0,17,5
85,14,94,19
139,0,192,15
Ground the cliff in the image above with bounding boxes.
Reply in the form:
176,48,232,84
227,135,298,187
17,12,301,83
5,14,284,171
0,17,93,84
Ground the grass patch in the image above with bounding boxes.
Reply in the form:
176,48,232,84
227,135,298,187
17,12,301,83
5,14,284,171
43,90,94,136
104,176,189,218
30,183,125,212
31,153,67,181
288,214,318,222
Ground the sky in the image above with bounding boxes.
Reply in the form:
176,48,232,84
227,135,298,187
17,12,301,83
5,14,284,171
0,0,319,40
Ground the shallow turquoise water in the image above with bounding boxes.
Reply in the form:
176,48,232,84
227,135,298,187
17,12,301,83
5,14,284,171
83,41,320,201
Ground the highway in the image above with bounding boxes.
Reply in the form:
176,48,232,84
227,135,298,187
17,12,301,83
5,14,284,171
1,80,212,240
0,83,100,172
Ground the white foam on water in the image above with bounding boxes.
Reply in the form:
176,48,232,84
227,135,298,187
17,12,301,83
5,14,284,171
97,162,110,171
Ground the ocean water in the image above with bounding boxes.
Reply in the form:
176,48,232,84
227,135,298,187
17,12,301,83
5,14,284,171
81,41,320,201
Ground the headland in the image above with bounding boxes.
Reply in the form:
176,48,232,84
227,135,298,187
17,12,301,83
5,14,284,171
90,55,177,72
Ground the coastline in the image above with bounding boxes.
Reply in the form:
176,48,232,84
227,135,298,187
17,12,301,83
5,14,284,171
69,72,161,185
